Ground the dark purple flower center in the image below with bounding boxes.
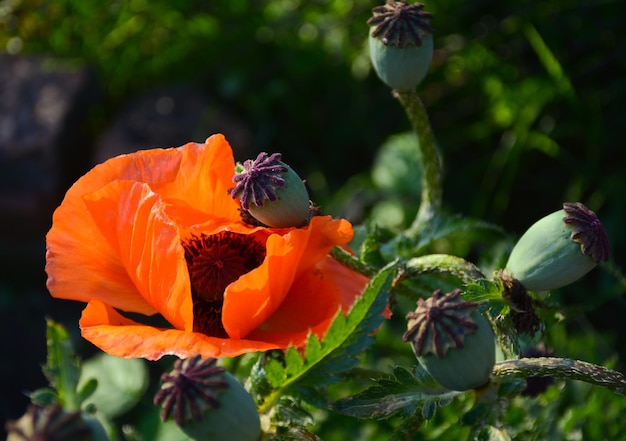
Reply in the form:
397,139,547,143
183,231,266,337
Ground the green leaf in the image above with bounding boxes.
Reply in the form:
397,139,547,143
271,396,315,428
332,366,459,420
464,279,504,303
42,319,81,410
415,215,506,254
360,223,394,267
78,353,149,419
261,264,396,395
29,388,58,407
76,378,98,405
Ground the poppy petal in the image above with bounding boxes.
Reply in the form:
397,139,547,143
82,180,192,330
80,300,283,360
222,216,355,339
46,195,155,315
247,256,369,347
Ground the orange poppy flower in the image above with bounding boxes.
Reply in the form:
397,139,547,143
45,134,368,360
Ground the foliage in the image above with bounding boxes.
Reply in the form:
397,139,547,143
2,0,626,440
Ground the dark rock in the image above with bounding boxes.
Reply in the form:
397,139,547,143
0,54,98,262
93,85,254,165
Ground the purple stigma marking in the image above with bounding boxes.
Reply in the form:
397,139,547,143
154,356,229,426
367,0,434,47
230,152,288,210
563,202,610,264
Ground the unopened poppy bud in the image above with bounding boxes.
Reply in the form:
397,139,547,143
154,356,261,441
403,289,496,391
505,202,610,291
367,0,434,90
230,152,310,228
5,404,108,441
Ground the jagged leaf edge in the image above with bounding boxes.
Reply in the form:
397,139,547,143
332,366,458,420
42,319,82,409
264,264,396,390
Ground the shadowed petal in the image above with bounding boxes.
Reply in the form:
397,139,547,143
82,180,192,330
80,300,283,360
222,216,355,339
247,257,368,347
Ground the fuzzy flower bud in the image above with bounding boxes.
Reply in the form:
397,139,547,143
230,152,311,228
403,289,496,391
154,356,261,441
505,202,610,291
367,0,434,90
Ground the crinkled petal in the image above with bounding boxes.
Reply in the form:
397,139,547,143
45,134,239,316
247,256,368,347
222,216,355,339
82,180,192,330
80,300,283,360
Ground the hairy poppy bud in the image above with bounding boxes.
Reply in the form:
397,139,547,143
154,356,261,441
403,289,496,391
230,152,311,228
367,0,434,90
505,202,610,291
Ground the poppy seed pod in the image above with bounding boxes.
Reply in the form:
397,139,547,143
505,202,610,292
367,1,434,91
403,289,496,391
230,152,311,228
154,356,261,441
5,404,109,441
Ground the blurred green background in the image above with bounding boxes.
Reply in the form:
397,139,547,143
1,0,625,437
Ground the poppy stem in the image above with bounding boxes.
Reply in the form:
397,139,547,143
403,254,485,283
392,89,442,237
493,357,626,396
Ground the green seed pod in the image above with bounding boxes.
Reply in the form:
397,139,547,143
505,202,610,291
230,152,310,228
403,289,496,391
155,356,261,441
368,28,433,91
5,404,109,441
367,1,434,91
181,371,261,441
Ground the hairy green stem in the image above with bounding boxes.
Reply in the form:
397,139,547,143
493,357,626,396
404,254,485,283
392,89,442,235
330,247,377,277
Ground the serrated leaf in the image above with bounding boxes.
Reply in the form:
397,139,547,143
261,264,396,396
272,397,314,428
265,358,288,389
285,347,305,377
332,366,457,420
43,319,81,410
464,279,504,303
